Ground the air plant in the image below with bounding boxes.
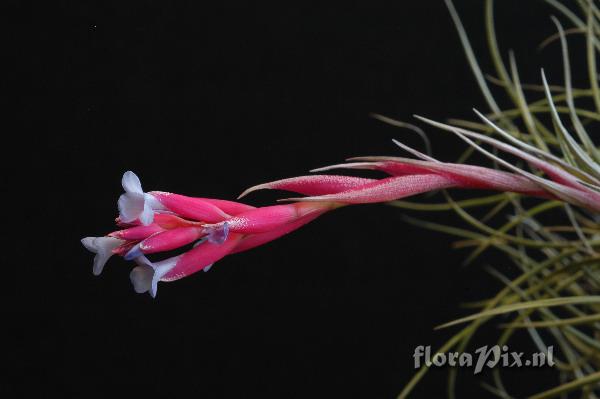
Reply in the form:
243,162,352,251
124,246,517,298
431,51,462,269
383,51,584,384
388,1,600,397
82,0,600,397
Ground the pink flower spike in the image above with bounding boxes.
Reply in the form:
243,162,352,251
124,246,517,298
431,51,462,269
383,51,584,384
238,175,377,198
203,202,337,235
283,174,456,204
150,192,232,223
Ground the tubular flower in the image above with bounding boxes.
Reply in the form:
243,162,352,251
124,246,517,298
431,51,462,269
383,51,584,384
82,171,339,297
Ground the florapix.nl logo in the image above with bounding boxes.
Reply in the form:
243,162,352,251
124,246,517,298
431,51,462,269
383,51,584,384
413,345,555,374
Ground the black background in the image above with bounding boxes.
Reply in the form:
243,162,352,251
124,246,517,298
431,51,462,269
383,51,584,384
4,0,576,397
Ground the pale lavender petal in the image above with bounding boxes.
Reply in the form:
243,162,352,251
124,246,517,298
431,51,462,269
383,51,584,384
122,171,144,194
81,236,125,276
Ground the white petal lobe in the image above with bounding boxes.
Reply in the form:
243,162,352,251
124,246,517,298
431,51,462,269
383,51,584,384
118,192,145,223
122,171,144,194
81,236,124,275
130,265,153,293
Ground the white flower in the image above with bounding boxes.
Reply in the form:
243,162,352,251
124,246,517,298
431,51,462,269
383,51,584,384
117,171,163,226
129,255,178,298
81,236,125,276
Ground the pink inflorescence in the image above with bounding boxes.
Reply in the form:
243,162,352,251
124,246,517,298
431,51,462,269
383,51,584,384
82,171,339,297
83,140,600,297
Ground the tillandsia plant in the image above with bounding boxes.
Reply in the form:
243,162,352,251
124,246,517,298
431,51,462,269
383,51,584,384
82,0,600,397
